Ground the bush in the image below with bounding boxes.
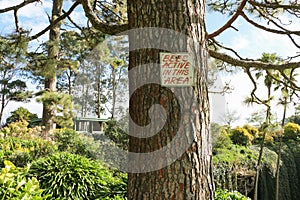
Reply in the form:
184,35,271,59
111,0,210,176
104,120,129,150
54,128,97,158
230,127,254,146
0,120,42,139
29,152,127,200
264,134,274,145
243,124,259,139
0,160,50,199
283,122,300,140
215,189,251,200
0,137,57,168
213,128,232,149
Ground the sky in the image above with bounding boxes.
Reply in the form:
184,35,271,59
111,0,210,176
206,10,300,125
0,0,299,126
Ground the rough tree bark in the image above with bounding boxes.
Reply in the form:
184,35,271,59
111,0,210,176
42,0,63,136
127,0,214,199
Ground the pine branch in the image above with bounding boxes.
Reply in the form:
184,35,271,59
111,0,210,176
28,1,80,40
0,0,40,13
208,49,300,70
79,0,128,35
249,0,300,10
207,0,247,39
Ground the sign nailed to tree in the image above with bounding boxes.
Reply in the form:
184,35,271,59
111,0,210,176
160,52,195,87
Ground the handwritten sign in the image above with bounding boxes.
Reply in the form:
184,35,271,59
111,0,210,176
160,52,194,87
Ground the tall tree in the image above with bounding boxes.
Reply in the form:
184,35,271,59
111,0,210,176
126,1,214,199
244,53,280,200
0,35,32,125
80,0,300,199
41,0,64,136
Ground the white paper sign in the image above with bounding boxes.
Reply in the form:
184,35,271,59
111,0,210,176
160,52,194,87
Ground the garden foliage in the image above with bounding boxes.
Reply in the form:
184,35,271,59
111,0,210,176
0,160,50,199
29,152,127,199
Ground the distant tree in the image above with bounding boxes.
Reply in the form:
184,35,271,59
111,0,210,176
73,37,128,119
219,107,239,127
0,35,32,124
287,105,300,125
244,53,281,199
57,29,106,95
247,110,266,129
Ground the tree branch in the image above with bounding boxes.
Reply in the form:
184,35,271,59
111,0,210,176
244,68,269,107
14,10,20,33
0,0,40,13
249,0,300,10
28,1,80,40
240,11,300,36
63,9,84,31
279,70,300,90
79,0,128,35
208,49,300,70
207,0,247,39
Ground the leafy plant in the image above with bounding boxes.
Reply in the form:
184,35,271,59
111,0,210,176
230,127,254,146
29,152,127,199
213,127,232,150
0,120,42,139
283,122,300,140
0,160,50,199
215,189,251,200
54,128,97,158
0,137,57,168
243,124,259,139
104,120,129,150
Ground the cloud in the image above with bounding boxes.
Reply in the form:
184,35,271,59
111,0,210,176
0,0,23,8
18,1,52,18
231,36,249,51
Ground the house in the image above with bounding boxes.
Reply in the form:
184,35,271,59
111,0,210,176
74,117,109,134
30,117,109,134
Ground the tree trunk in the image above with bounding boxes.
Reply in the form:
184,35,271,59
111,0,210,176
127,0,214,199
0,71,8,125
42,0,63,136
111,67,117,119
97,70,101,119
254,85,272,200
0,93,5,125
275,95,287,200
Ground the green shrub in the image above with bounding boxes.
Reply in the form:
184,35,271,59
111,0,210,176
29,152,127,200
104,120,129,150
215,189,251,200
213,128,232,150
0,137,57,168
0,160,51,199
230,127,254,146
0,120,42,139
54,128,96,158
243,124,258,138
283,122,300,140
213,144,258,166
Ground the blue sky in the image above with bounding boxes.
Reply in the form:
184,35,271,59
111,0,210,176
0,0,299,126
